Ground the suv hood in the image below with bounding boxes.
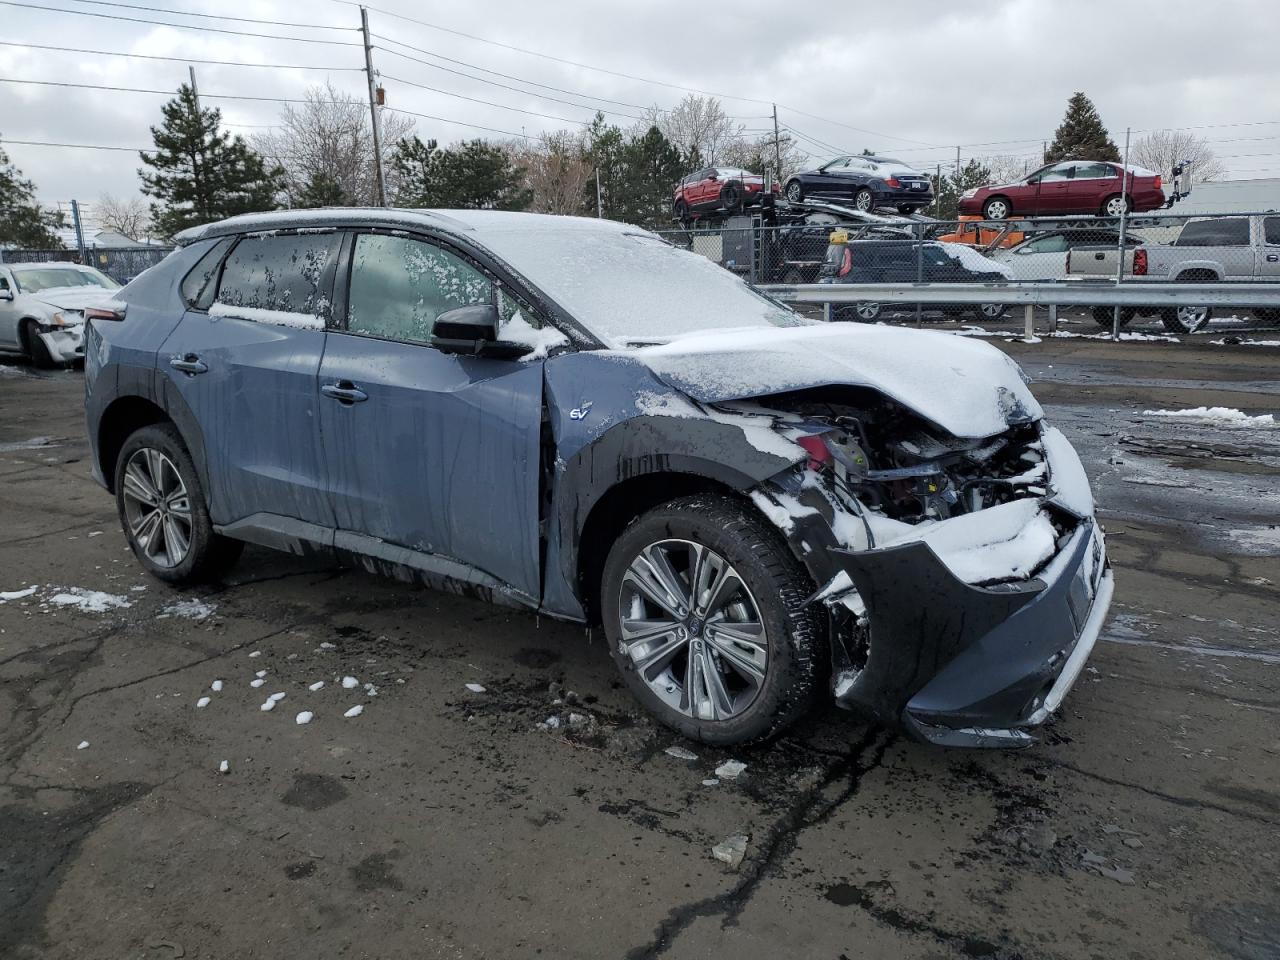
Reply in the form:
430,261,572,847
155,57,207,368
631,325,1042,439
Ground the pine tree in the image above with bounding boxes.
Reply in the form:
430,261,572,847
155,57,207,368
391,137,531,210
296,171,346,208
1044,93,1120,164
932,159,993,220
581,114,626,217
139,85,284,238
0,139,65,247
615,126,684,228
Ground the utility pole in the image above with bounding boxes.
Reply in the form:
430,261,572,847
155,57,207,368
360,6,387,207
955,145,960,179
1112,126,1132,342
771,103,782,184
70,199,86,262
188,65,201,113
595,168,603,218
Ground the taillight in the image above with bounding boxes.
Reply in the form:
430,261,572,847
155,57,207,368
1153,175,1162,190
796,435,832,469
84,304,126,322
839,247,853,277
883,177,902,188
1134,248,1148,275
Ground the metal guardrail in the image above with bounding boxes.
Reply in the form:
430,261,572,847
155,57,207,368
756,280,1280,309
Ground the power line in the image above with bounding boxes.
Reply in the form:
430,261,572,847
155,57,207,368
381,106,531,141
0,1,361,45
0,75,365,103
51,0,355,31
380,73,593,126
0,38,365,70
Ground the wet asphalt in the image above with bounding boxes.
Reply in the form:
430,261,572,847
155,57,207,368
0,327,1277,960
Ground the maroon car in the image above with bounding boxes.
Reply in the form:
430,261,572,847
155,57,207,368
673,166,779,222
957,161,1165,220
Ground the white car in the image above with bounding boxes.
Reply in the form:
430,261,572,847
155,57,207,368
0,262,121,366
991,228,1146,281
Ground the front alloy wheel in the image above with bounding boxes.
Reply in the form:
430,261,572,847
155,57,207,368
785,180,803,203
121,448,192,568
617,539,767,722
854,188,874,212
601,495,823,744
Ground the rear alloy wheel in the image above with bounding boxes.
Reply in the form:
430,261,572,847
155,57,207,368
853,188,874,212
1160,305,1212,334
785,180,803,203
853,301,883,322
115,423,243,584
975,303,1007,320
1101,194,1131,218
720,182,743,212
982,197,1010,220
601,496,823,745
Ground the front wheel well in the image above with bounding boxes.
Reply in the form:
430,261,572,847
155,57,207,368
97,396,171,492
576,473,742,624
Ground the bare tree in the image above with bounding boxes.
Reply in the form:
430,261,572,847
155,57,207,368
646,95,743,164
254,82,415,206
95,192,150,240
509,131,592,215
1132,130,1225,182
721,133,807,180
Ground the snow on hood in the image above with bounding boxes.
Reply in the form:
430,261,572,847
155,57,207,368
631,324,1042,439
29,287,119,312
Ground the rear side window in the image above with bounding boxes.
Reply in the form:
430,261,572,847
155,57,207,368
1265,217,1280,245
180,237,234,310
216,233,339,318
1176,218,1249,247
1073,163,1117,180
345,233,493,344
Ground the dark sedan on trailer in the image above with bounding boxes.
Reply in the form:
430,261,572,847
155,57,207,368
83,209,1111,749
783,156,935,213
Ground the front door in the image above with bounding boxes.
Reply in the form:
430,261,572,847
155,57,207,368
0,269,18,351
317,231,545,601
1259,217,1280,281
158,230,339,532
1033,163,1075,214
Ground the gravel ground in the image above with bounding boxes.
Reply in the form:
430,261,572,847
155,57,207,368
1,333,1277,960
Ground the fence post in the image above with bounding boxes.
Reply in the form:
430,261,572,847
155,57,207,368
914,222,923,328
1023,304,1035,342
1048,303,1058,333
823,301,831,323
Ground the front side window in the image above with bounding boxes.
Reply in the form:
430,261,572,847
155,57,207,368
1023,235,1069,253
346,233,493,344
1176,218,1249,247
1039,164,1075,183
216,233,338,317
1073,163,1117,180
1264,217,1280,246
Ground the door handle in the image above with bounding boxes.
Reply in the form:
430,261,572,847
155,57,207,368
169,353,208,375
321,381,368,404
1267,254,1279,262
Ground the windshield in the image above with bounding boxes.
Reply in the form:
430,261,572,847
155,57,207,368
474,226,808,347
13,266,119,293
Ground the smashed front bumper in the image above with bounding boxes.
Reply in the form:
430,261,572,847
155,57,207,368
830,517,1111,748
38,325,86,363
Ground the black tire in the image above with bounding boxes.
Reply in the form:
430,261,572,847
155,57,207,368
853,188,874,212
897,205,915,215
114,423,244,584
1091,306,1136,328
720,182,743,212
1255,308,1280,325
21,319,55,368
982,197,1011,220
673,199,689,224
600,495,824,746
784,179,803,203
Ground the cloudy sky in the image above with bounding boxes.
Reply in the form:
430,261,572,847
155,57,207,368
2,0,1278,225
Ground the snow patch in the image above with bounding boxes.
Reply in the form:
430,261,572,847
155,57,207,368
502,310,570,361
218,760,229,774
295,711,314,725
343,704,364,718
210,301,325,330
162,598,216,620
341,676,359,689
664,745,698,761
465,683,486,693
749,490,818,534
210,680,223,692
47,587,132,613
308,681,325,691
76,740,89,750
196,697,211,708
715,760,747,779
1142,406,1275,427
0,586,38,602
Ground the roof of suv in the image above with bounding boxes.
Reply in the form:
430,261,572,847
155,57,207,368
175,208,639,246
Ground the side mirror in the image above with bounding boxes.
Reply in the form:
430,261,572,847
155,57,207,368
0,288,13,301
431,304,531,360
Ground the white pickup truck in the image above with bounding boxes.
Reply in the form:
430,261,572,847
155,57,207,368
1066,214,1280,332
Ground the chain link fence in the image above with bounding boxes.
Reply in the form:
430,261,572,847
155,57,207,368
0,246,174,284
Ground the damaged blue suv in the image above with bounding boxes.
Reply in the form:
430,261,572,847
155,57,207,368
84,209,1112,748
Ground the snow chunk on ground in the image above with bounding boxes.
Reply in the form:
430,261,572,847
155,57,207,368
163,599,215,620
48,587,132,613
465,683,486,693
250,678,265,688
341,676,359,689
1142,406,1275,427
295,711,313,725
218,760,229,774
715,760,747,779
503,310,570,361
268,692,286,702
308,681,325,692
343,704,364,718
248,650,261,658
0,586,38,602
77,740,89,750
255,670,267,678
196,697,211,708
665,745,698,761
210,680,223,692
259,699,276,712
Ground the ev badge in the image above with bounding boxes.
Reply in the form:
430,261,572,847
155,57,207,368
569,401,593,421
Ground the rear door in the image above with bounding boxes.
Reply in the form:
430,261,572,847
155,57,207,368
1068,162,1120,215
316,230,545,600
158,230,339,531
1259,217,1280,280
